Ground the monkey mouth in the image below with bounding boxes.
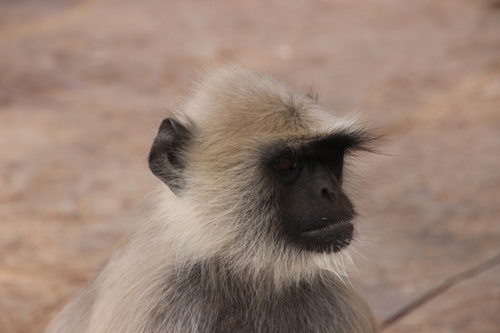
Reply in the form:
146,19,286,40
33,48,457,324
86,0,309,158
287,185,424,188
298,220,354,253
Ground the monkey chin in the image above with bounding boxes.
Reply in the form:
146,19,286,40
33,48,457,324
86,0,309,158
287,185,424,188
297,221,354,253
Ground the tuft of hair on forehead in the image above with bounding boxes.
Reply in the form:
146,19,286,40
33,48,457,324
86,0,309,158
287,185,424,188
198,65,292,101
179,65,326,137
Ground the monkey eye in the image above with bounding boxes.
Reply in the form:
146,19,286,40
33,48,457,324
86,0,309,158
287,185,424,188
274,155,299,174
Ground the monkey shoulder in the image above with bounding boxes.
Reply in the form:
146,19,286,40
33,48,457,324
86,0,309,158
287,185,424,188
214,279,376,333
152,273,377,333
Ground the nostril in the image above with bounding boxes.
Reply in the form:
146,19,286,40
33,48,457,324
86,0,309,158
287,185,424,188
321,187,339,202
321,188,331,200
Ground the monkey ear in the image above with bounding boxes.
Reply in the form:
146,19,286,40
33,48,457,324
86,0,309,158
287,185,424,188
148,117,192,195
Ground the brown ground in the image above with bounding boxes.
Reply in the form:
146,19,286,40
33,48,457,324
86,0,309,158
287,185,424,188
1,0,500,332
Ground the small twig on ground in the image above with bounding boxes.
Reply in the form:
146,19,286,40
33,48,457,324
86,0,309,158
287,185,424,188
380,252,500,330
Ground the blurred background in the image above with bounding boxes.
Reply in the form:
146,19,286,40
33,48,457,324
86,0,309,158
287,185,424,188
1,0,499,332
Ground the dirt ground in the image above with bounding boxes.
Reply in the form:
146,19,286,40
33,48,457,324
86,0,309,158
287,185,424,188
1,0,499,332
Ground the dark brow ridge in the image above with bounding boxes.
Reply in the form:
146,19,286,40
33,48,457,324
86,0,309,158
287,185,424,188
258,128,378,164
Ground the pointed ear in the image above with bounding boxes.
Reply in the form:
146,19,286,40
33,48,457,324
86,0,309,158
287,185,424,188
148,117,193,194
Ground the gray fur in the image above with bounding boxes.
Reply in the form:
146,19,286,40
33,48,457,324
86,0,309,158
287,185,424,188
46,66,378,333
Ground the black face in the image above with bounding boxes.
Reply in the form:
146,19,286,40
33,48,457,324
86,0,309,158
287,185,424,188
268,135,357,253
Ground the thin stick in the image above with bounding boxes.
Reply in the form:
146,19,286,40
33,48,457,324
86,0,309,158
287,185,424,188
380,252,500,330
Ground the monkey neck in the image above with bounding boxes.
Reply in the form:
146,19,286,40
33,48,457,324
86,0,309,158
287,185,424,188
173,256,338,302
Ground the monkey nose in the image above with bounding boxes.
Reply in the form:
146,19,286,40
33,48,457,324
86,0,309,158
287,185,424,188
320,187,337,202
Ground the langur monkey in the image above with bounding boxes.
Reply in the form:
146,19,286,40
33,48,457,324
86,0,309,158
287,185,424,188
46,66,379,333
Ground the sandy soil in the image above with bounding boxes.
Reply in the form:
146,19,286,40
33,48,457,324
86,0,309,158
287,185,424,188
1,0,499,332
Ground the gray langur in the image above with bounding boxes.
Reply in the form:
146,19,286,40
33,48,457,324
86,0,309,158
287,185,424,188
46,66,379,333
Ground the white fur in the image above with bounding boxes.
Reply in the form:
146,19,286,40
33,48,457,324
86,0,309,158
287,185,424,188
46,66,378,333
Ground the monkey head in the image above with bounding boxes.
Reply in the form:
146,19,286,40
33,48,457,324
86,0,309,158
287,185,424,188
148,66,375,278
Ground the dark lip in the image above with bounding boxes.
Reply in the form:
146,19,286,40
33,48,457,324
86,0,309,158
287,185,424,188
300,212,355,235
300,220,353,239
298,220,354,253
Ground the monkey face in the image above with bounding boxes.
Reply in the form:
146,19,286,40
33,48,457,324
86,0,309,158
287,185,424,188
148,67,376,260
265,134,359,254
149,115,373,256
